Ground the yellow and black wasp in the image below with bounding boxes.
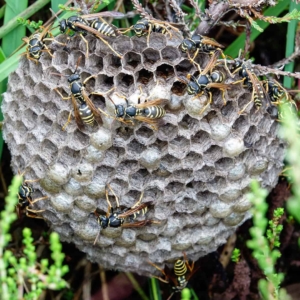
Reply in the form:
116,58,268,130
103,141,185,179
93,185,159,245
17,173,48,219
54,57,103,131
120,18,181,46
55,11,123,58
231,60,279,116
148,252,199,300
179,34,232,75
178,51,231,114
21,23,64,63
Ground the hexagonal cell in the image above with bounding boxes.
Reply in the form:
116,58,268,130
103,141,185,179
135,126,156,145
157,122,178,141
39,139,59,164
28,61,43,82
123,51,142,72
86,54,103,73
21,109,38,130
215,158,234,172
161,46,180,63
52,50,69,68
203,145,223,164
206,176,227,193
23,76,36,96
237,94,254,114
95,165,115,182
148,33,167,50
160,154,181,172
8,72,22,91
243,125,259,148
131,36,147,52
103,54,122,75
232,115,249,136
129,168,150,190
171,81,186,96
114,127,134,145
34,82,51,103
101,147,125,167
137,69,154,85
142,48,161,69
113,35,133,54
155,64,175,81
190,130,212,154
168,136,190,159
95,74,114,91
175,59,194,75
182,151,203,169
257,115,273,134
172,169,193,183
57,147,81,166
69,130,90,150
165,181,185,195
221,100,238,120
126,139,147,158
116,160,139,177
178,115,199,139
194,165,215,182
115,73,134,93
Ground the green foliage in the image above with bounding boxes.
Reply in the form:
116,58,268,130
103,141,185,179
181,288,191,300
231,248,241,263
246,181,285,300
17,18,43,29
0,175,69,300
279,104,300,224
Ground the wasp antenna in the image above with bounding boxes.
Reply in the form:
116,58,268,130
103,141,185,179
108,96,117,106
74,56,83,73
49,8,61,21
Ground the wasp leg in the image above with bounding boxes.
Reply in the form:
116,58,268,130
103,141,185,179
131,191,144,209
199,91,213,115
62,111,73,131
30,196,48,205
106,184,120,210
55,88,71,101
79,33,89,58
239,90,254,115
92,87,115,96
118,26,133,35
219,51,233,77
187,50,202,73
220,88,227,105
26,207,45,219
147,261,170,283
183,252,194,272
95,35,122,58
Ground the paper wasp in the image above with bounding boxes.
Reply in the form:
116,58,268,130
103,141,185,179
148,252,199,300
99,86,167,130
178,51,231,114
93,185,158,245
53,57,103,131
21,23,65,63
179,34,232,75
231,60,279,115
17,174,48,219
120,18,180,46
55,12,123,58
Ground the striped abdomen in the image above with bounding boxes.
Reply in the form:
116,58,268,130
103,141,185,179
131,206,148,219
174,260,188,289
253,83,264,109
79,103,94,125
143,106,166,119
90,19,116,37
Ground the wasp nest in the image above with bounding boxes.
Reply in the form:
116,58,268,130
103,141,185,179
2,32,285,275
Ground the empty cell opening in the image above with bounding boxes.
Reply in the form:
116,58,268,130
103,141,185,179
127,139,147,155
166,181,184,194
105,54,122,69
52,50,68,66
86,55,103,71
22,109,38,129
221,101,236,119
172,169,193,182
194,165,215,182
72,130,90,148
169,136,189,149
203,145,223,162
232,115,249,136
137,69,154,84
142,48,160,65
40,139,59,162
58,147,81,166
191,130,210,146
135,126,155,140
95,166,115,181
96,75,114,91
243,125,258,148
175,59,194,74
69,51,85,68
158,122,178,140
117,160,139,175
116,127,134,141
123,52,141,70
183,151,203,169
130,168,149,188
161,46,179,61
156,64,174,79
116,73,134,88
179,114,199,131
215,157,234,171
160,154,181,171
171,81,186,96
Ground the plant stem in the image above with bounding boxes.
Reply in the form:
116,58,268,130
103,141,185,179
0,0,51,39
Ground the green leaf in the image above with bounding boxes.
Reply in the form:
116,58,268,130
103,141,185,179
283,2,300,88
51,0,62,13
225,0,290,58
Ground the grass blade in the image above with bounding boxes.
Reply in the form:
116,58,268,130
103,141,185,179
150,278,162,300
125,272,150,300
283,1,300,88
224,0,290,58
51,0,61,13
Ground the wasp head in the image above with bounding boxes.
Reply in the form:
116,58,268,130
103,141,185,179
179,39,195,52
115,105,125,118
99,215,109,229
133,21,147,37
59,19,67,33
187,81,200,95
68,73,80,83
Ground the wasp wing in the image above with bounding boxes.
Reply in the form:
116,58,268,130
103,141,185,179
82,90,103,125
201,36,224,48
81,11,126,19
202,50,221,75
118,202,149,218
135,98,169,108
207,82,231,90
71,94,85,130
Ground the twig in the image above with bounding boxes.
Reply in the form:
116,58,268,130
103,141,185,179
131,0,152,19
194,1,230,35
244,20,251,58
187,0,202,19
253,64,300,79
99,265,109,300
83,262,92,300
268,50,300,69
169,0,187,23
